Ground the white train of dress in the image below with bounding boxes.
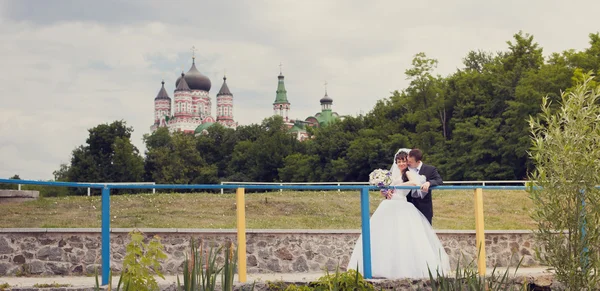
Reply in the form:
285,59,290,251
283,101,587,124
346,173,451,279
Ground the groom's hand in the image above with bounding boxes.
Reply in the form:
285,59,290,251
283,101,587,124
421,182,431,192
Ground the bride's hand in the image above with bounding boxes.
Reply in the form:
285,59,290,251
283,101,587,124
380,189,392,199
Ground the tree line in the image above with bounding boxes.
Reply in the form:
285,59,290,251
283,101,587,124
41,31,600,193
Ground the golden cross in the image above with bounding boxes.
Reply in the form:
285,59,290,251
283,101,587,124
191,46,197,59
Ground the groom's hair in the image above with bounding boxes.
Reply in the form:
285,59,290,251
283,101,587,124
409,149,423,161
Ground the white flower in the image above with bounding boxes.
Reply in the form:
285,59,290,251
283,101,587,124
369,169,392,187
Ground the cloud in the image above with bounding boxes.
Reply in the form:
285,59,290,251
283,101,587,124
0,0,598,179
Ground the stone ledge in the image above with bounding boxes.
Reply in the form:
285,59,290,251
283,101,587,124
0,190,39,203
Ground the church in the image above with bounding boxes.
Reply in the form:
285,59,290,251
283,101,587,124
150,56,341,140
150,55,235,135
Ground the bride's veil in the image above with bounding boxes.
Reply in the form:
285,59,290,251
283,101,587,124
390,148,411,182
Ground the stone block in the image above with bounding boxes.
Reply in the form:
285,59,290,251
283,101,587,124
0,190,39,203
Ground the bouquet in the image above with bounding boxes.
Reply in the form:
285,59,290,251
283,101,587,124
369,169,393,199
369,169,392,188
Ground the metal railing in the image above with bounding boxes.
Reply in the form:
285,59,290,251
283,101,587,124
9,182,157,195
83,182,156,196
220,180,530,193
0,178,530,286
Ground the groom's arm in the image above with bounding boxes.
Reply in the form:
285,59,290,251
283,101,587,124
421,165,443,192
428,166,443,187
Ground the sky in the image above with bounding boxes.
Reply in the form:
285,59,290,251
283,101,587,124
0,0,598,180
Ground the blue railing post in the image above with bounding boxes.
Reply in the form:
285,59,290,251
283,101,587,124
360,187,372,279
101,185,111,286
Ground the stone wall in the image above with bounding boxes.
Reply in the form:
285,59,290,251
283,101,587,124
0,229,539,276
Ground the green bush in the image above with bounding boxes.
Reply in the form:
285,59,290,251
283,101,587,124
529,74,600,289
95,229,167,291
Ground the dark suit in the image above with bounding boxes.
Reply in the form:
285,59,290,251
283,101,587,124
405,163,443,225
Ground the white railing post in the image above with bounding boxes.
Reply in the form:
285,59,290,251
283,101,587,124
152,182,156,194
87,187,91,196
18,184,21,191
337,183,341,192
221,182,224,194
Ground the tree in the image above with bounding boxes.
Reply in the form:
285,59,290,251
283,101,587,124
529,75,600,289
53,164,70,182
61,120,144,194
397,53,446,153
229,116,302,182
195,124,237,179
0,174,20,190
144,130,218,185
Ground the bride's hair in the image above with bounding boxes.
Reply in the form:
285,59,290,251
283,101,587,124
394,151,408,162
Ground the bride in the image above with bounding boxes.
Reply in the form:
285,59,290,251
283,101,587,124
346,149,451,279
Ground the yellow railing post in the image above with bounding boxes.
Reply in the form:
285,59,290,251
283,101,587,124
236,187,247,283
474,187,486,276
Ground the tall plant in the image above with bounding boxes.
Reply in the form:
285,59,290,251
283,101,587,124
528,74,600,289
177,238,242,291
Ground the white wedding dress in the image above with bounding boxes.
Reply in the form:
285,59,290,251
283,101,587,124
347,172,451,279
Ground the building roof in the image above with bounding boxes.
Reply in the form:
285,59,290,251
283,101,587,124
194,122,215,134
176,58,211,91
316,110,339,126
274,73,289,104
217,76,232,96
319,92,333,104
175,72,190,91
155,80,171,100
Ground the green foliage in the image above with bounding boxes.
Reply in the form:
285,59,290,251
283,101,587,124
177,238,247,291
528,75,600,289
23,184,69,197
119,230,167,291
308,268,374,291
0,174,20,190
267,267,374,291
267,262,524,291
423,254,524,291
228,116,303,182
144,128,218,188
59,120,144,195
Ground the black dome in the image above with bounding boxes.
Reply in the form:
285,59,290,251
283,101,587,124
176,60,211,91
320,92,333,104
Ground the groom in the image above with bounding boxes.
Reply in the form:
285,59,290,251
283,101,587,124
406,148,443,225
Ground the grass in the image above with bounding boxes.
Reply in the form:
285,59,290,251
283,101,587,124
0,190,536,230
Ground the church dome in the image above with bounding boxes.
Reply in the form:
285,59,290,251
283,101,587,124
176,59,211,91
320,92,333,104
